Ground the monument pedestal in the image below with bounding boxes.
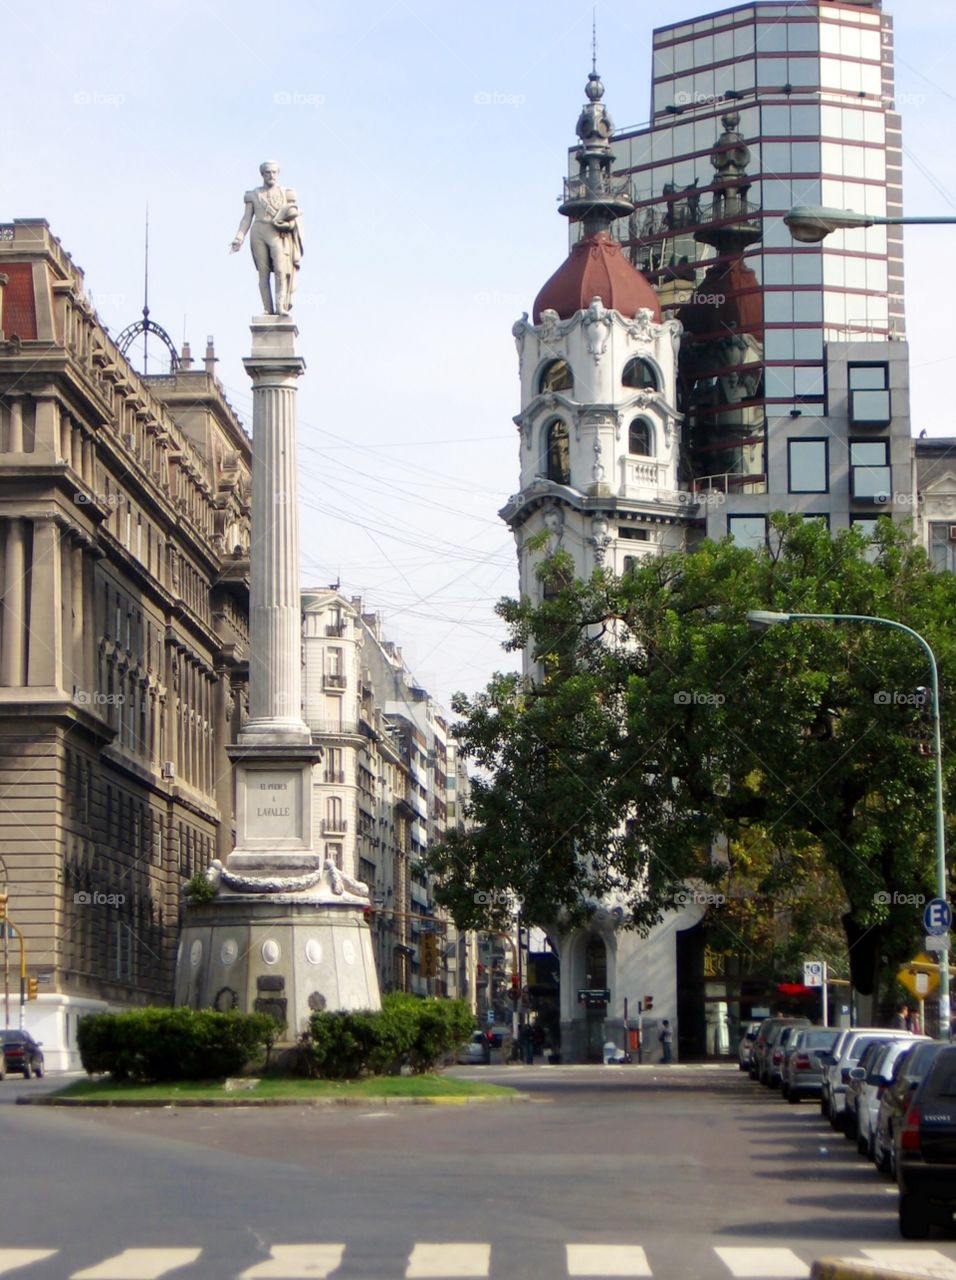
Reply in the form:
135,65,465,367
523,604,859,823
173,312,381,1039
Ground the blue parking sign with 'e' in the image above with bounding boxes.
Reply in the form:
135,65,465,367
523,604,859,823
924,898,953,935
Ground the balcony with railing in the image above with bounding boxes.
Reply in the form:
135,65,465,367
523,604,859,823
321,817,348,835
322,672,347,691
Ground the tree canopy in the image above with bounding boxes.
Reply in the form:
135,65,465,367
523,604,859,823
426,517,956,999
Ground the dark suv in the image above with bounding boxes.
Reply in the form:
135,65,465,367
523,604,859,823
897,1045,956,1237
875,1040,948,1175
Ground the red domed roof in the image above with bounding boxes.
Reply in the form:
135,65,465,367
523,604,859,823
533,232,662,324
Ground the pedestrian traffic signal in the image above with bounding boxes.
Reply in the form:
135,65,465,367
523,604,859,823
643,994,654,1012
0,892,7,922
363,906,373,924
27,977,38,1001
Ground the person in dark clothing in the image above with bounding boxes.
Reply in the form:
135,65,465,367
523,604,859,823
659,1019,674,1063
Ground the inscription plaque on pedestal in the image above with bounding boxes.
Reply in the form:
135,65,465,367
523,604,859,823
239,767,305,847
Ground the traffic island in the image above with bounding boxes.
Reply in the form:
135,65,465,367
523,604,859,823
21,1076,525,1108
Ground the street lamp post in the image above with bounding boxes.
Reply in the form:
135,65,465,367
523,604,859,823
747,610,950,1039
784,205,956,244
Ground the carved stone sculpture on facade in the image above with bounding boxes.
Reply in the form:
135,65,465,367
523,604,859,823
230,161,303,316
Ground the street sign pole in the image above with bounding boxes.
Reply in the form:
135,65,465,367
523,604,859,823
822,961,829,1028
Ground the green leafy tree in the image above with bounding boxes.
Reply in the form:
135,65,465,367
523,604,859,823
428,517,956,1004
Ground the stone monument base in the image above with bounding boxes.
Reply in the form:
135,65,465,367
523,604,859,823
175,881,381,1044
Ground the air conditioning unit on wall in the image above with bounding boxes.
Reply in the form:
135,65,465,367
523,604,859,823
162,761,175,780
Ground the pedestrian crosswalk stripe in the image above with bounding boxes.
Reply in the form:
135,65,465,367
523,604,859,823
566,1243,652,1276
238,1244,346,1278
860,1249,956,1276
713,1247,809,1278
0,1252,58,1276
70,1247,203,1279
405,1243,491,1277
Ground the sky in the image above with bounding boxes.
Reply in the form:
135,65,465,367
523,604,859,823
3,0,955,716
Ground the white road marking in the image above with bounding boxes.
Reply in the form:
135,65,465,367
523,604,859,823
405,1242,491,1277
714,1246,810,1277
860,1249,956,1276
238,1244,346,1278
566,1243,652,1275
0,1252,58,1276
70,1247,203,1279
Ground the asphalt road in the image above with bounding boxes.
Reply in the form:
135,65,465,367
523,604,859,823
1,1063,953,1279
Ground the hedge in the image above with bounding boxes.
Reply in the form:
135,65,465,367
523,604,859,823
304,994,475,1078
77,1008,278,1082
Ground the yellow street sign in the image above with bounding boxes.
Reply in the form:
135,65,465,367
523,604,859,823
899,952,941,998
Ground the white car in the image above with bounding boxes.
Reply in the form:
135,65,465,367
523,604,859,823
823,1028,916,1130
852,1037,925,1158
457,1031,489,1065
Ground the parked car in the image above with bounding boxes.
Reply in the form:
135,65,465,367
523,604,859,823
896,1044,956,1237
751,1017,810,1084
822,1028,914,1131
457,1031,489,1065
738,1021,763,1072
844,1038,894,1141
852,1038,925,1159
769,1024,804,1090
0,1030,44,1079
875,1040,949,1175
784,1027,840,1103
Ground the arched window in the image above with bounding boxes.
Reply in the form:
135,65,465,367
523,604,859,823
545,420,570,485
622,357,659,391
629,419,654,456
538,359,574,395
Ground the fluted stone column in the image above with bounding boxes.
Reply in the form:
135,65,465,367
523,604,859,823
240,318,310,744
226,316,319,875
1,518,26,686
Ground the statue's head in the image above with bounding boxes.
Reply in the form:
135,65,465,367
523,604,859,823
259,160,280,184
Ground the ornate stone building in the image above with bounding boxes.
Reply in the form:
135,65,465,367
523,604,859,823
0,220,251,1067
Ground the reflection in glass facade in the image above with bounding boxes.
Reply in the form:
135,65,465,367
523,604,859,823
579,1,902,494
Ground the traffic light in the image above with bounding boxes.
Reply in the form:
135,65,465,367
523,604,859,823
0,892,7,923
27,977,38,1001
643,994,654,1012
509,975,520,1003
363,906,373,924
420,932,438,978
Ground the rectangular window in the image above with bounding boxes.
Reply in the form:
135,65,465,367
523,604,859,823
727,515,767,550
929,523,956,573
850,440,891,502
789,439,828,493
848,363,891,426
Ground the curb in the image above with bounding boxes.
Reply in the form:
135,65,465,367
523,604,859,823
18,1092,528,1109
812,1260,955,1279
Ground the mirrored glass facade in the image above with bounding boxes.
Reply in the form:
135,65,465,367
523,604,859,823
578,1,902,494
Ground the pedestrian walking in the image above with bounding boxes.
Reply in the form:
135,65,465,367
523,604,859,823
659,1019,674,1063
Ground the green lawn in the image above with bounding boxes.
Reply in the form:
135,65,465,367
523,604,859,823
50,1075,517,1104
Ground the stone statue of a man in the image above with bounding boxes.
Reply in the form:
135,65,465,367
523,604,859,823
230,161,303,316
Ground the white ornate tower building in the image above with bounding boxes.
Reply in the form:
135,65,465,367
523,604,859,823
500,71,701,1063
502,68,692,596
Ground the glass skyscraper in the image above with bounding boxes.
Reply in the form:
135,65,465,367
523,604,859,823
583,0,902,495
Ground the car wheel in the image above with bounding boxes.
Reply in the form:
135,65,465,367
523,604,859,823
0,1060,5,1082
788,1089,801,1105
857,1127,869,1156
844,1111,857,1140
829,1106,842,1131
782,1082,790,1099
22,1062,31,1080
820,1096,829,1118
34,1062,42,1079
899,1193,931,1240
889,1144,897,1179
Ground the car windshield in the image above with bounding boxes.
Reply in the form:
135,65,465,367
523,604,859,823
926,1058,956,1099
0,1031,25,1043
846,1035,885,1063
